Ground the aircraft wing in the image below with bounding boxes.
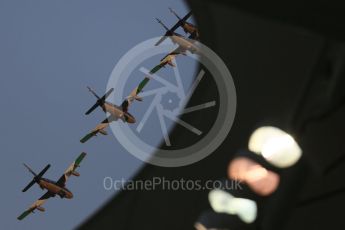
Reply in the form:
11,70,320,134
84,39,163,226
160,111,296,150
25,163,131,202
17,192,52,220
80,116,114,143
160,46,185,62
56,152,87,187
121,60,167,111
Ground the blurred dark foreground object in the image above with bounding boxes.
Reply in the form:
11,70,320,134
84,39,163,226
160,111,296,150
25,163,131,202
79,1,345,229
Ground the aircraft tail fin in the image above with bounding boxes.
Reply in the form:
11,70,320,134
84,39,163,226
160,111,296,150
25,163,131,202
85,87,114,115
22,164,50,192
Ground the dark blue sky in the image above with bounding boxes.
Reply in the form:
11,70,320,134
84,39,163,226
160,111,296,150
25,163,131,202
0,1,193,229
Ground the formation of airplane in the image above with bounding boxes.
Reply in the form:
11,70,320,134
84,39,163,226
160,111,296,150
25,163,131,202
80,8,199,143
18,8,198,221
18,153,86,220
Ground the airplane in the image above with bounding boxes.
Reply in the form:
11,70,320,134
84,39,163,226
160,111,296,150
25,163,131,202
79,58,172,144
80,87,141,143
155,18,199,55
17,152,87,220
169,8,199,40
155,10,192,46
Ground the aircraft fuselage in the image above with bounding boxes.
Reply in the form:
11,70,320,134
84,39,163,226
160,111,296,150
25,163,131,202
101,102,136,123
39,178,73,199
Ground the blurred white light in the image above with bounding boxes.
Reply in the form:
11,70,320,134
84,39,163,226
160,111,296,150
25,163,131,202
208,189,257,224
248,126,286,154
248,126,302,168
261,134,302,168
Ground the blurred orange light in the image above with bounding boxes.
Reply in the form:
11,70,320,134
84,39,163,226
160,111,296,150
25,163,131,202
228,157,280,196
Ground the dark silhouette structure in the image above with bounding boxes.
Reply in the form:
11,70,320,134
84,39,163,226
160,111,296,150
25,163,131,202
79,1,345,229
